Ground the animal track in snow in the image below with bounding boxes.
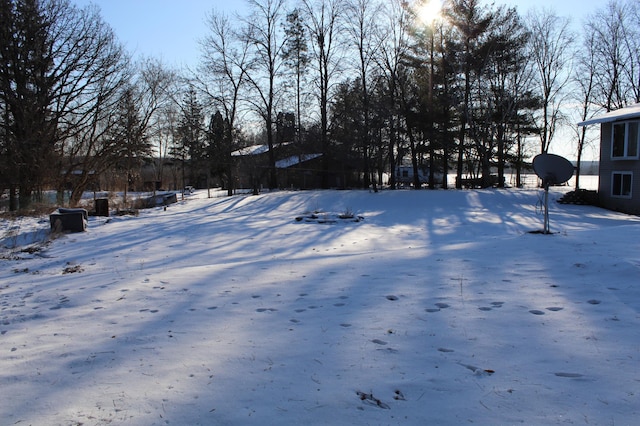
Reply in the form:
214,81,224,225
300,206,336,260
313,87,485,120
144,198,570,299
555,372,584,378
256,308,278,313
479,302,505,311
426,302,451,313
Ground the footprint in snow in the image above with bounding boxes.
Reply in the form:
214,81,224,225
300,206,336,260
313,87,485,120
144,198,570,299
256,308,278,313
546,307,563,312
555,372,584,378
422,302,449,313
529,310,545,315
587,299,601,305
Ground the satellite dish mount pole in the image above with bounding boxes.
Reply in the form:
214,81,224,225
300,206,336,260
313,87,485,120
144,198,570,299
543,178,550,234
532,153,574,235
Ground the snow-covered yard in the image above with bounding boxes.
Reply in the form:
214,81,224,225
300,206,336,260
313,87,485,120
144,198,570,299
1,187,638,425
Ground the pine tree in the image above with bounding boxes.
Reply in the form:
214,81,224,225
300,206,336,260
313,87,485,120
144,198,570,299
281,8,309,145
111,87,151,203
0,0,56,209
176,87,205,188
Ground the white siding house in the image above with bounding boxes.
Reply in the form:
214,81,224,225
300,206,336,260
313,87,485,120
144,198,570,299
579,103,640,215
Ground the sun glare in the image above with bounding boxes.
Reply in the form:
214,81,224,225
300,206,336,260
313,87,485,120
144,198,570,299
417,0,442,25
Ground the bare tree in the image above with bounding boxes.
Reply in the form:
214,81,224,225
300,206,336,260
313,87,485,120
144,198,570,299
375,0,413,189
344,0,383,189
199,10,251,196
527,8,574,154
152,100,179,190
241,0,287,190
588,0,640,111
62,57,174,206
301,0,344,188
570,30,599,190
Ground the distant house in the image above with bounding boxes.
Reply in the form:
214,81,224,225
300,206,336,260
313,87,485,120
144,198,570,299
579,103,640,215
395,165,428,186
232,144,360,190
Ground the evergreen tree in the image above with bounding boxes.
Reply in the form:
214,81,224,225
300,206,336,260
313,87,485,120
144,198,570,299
206,110,235,195
111,87,151,203
0,0,56,209
444,0,494,188
281,8,309,145
176,87,205,188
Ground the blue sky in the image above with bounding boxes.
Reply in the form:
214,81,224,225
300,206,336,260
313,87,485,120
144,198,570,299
71,0,606,70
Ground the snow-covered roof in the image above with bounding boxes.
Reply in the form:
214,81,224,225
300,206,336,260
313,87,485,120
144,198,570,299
578,103,640,126
276,153,322,168
232,141,296,157
232,144,269,156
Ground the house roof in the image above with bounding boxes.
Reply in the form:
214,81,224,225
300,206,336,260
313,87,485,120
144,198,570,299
276,154,322,168
578,103,640,126
232,141,295,157
231,144,269,156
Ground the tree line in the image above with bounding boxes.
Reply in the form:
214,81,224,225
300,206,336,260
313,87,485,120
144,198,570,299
1,0,639,211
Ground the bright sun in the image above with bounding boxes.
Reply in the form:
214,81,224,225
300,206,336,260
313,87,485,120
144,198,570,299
417,0,442,25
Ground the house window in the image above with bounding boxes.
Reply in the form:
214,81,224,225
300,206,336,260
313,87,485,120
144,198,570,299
612,121,640,159
611,172,632,198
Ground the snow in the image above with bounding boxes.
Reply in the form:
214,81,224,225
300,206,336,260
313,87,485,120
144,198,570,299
1,187,639,425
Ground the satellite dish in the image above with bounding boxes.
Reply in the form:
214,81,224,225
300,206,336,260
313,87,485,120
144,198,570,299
533,153,575,186
532,153,574,234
